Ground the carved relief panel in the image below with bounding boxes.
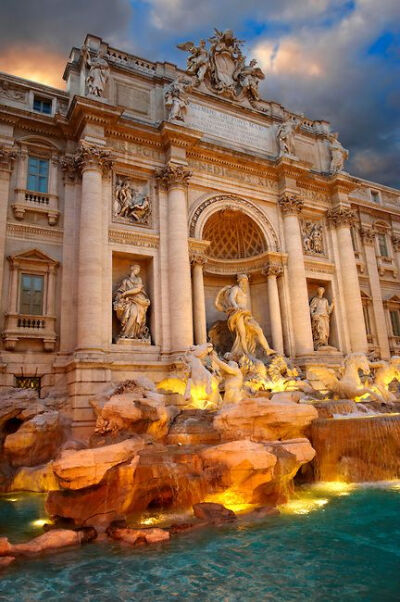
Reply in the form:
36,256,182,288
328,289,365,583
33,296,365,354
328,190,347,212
301,219,325,256
113,175,152,227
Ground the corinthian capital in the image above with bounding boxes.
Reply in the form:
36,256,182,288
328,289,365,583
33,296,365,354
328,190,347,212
392,235,400,252
326,207,355,228
278,193,304,216
60,156,77,181
190,251,207,266
156,163,192,189
359,227,376,246
0,146,17,171
262,263,283,278
74,141,113,174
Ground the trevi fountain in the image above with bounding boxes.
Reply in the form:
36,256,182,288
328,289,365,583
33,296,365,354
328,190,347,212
0,28,399,601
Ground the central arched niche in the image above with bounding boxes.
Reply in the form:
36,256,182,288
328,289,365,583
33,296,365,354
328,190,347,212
203,209,267,260
201,207,272,342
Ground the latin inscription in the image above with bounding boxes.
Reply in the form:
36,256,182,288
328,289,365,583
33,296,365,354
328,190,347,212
187,103,273,153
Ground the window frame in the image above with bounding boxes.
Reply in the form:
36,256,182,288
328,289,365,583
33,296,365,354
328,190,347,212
390,310,400,337
19,273,45,316
33,96,52,115
27,155,49,193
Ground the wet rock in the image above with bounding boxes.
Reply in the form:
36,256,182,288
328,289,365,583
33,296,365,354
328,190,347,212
0,538,12,555
18,403,46,421
107,527,170,545
166,410,221,445
246,505,280,519
61,439,88,452
52,437,147,490
168,521,208,535
10,462,60,492
6,528,97,556
214,397,318,442
4,411,70,468
312,399,359,419
261,438,316,504
200,440,277,500
193,502,237,524
0,556,15,568
270,392,302,404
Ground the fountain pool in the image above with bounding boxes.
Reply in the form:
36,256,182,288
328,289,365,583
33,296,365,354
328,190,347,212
1,483,399,601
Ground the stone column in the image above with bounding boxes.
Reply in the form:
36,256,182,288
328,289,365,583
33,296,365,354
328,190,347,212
190,252,207,345
327,208,368,353
392,235,400,277
360,227,390,359
0,147,16,305
263,263,284,355
156,163,193,352
74,142,112,353
278,194,314,355
46,265,56,316
8,259,19,313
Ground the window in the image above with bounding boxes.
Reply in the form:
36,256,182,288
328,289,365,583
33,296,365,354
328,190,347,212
19,274,44,315
27,156,49,193
390,310,400,337
363,305,371,335
377,233,389,257
371,190,380,203
33,96,52,115
15,376,41,394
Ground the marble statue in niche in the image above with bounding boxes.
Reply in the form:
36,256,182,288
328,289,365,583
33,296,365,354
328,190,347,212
328,133,349,174
309,287,334,350
276,115,303,157
302,220,324,255
82,45,110,98
113,265,151,341
165,77,192,122
215,274,275,359
114,178,151,226
177,29,264,103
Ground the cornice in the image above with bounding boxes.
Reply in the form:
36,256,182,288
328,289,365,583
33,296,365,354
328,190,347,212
108,228,159,248
6,221,63,243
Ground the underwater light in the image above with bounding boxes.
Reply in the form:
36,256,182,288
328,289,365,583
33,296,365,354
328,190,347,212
279,498,329,515
31,518,50,528
312,482,355,496
204,490,256,514
5,498,18,502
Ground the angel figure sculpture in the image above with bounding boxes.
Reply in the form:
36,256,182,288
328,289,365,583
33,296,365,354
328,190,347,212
236,58,265,101
177,39,209,85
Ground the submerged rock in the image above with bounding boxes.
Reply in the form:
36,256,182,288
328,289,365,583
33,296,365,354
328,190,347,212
107,526,170,545
214,397,318,442
193,502,236,524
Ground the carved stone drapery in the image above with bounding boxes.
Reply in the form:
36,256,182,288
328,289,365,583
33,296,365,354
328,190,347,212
326,207,355,228
74,142,113,174
301,219,325,256
156,163,192,189
0,146,17,171
113,177,151,226
359,227,376,246
278,194,304,216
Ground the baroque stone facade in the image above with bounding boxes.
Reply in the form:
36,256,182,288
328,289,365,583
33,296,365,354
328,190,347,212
1,31,400,437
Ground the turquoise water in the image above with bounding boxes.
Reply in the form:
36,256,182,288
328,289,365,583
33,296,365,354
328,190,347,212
0,485,399,601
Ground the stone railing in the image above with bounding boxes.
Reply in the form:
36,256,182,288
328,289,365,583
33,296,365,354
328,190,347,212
2,313,56,351
12,189,59,226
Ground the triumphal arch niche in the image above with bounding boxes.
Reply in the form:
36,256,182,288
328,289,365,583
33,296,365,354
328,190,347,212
189,195,286,357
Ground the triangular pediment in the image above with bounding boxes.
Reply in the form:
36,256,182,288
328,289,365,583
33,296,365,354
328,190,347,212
386,294,400,304
9,248,58,265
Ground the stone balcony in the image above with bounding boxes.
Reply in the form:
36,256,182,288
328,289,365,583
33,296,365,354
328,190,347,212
2,313,57,351
12,188,60,226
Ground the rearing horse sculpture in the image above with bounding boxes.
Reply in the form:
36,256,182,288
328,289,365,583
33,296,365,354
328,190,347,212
307,352,384,402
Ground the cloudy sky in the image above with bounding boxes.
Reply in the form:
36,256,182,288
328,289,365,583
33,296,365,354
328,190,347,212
0,0,399,188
